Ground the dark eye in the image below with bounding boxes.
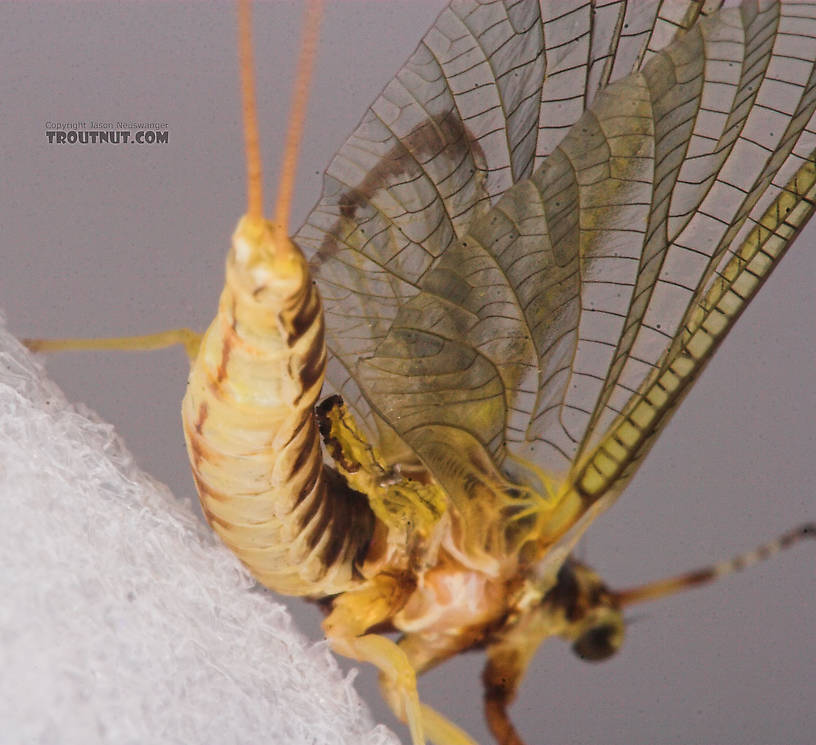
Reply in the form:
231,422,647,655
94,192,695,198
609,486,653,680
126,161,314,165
572,624,620,662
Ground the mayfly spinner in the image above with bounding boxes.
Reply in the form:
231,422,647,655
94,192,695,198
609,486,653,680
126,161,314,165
24,1,814,744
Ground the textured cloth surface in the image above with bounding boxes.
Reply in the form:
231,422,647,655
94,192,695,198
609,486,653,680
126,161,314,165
0,322,399,745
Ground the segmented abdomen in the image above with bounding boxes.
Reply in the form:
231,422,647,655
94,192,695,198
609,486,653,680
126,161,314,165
182,218,374,597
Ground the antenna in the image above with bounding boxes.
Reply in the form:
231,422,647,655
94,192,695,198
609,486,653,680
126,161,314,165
612,523,813,607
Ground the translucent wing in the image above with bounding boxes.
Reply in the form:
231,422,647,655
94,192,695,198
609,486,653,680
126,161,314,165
295,1,816,544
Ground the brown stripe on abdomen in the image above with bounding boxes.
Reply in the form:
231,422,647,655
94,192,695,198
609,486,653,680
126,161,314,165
282,280,322,344
298,467,375,580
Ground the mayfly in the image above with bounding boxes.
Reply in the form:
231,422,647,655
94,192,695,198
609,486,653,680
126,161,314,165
14,1,815,744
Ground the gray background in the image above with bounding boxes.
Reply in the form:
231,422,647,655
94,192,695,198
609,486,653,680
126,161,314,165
1,3,813,744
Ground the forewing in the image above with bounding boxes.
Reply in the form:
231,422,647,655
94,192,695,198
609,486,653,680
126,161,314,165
296,0,718,454
295,1,816,516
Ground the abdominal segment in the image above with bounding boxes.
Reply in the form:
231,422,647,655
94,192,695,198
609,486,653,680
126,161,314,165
182,218,375,597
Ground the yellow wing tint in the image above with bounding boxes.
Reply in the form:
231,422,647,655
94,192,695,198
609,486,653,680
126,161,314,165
295,1,731,457
294,2,816,553
575,155,816,505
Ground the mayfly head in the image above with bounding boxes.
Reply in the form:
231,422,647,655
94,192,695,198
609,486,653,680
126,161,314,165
544,560,626,662
500,521,816,682
509,559,626,663
534,523,816,666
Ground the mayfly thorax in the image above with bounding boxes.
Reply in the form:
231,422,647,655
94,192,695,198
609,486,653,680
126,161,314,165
18,1,815,744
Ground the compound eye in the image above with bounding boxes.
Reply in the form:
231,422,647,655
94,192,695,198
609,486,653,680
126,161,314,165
572,623,621,662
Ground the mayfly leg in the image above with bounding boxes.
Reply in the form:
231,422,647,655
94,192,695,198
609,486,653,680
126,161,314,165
23,329,202,361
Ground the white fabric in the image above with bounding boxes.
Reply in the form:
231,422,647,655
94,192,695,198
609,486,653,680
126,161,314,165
0,321,399,745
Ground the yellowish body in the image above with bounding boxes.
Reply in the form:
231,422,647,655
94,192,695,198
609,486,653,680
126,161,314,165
174,2,816,741
179,206,813,745
181,211,597,744
32,2,811,744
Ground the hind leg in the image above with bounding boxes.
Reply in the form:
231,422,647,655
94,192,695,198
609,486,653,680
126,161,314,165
330,632,480,745
330,633,426,745
378,673,478,745
378,633,480,745
323,578,425,743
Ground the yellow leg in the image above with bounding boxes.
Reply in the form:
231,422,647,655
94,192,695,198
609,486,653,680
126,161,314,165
420,702,480,745
323,579,466,744
375,670,479,745
330,633,425,745
23,328,202,361
385,635,481,745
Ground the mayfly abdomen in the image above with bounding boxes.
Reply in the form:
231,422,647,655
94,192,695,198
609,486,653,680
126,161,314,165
182,216,375,597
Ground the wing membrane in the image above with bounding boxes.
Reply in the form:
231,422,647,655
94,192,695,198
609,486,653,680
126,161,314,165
295,0,816,541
